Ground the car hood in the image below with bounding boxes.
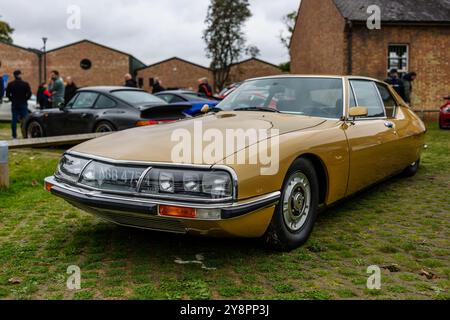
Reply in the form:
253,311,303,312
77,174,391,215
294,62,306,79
71,111,326,164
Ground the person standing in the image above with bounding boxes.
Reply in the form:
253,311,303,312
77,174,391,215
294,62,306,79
64,76,78,103
198,77,213,98
36,83,51,109
5,70,32,139
48,70,65,108
124,74,137,88
152,77,166,94
402,72,417,105
385,69,406,101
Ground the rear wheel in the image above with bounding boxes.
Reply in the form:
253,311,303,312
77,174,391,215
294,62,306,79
402,159,420,177
27,121,45,138
264,158,320,251
94,121,116,133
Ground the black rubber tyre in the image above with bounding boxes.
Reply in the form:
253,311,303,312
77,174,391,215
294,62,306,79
94,121,116,133
26,120,45,138
402,159,420,177
264,158,320,251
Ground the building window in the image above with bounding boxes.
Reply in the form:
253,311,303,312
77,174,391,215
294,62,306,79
138,78,143,88
80,59,92,70
149,78,154,87
387,45,408,73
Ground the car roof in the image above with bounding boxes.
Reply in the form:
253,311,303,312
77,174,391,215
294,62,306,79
245,74,383,83
77,86,145,93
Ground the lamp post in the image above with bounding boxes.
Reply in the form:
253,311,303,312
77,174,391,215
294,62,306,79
42,37,48,82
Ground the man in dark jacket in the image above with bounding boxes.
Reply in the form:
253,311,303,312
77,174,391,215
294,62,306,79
64,76,78,104
124,74,137,88
402,72,417,105
0,75,4,103
152,77,166,94
198,77,213,98
385,69,406,101
6,70,32,139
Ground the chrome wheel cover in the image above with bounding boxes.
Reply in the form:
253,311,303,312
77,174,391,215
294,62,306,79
282,172,311,232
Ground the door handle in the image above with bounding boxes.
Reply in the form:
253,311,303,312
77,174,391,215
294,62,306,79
384,121,395,129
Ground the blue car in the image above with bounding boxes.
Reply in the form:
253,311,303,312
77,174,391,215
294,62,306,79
155,90,219,116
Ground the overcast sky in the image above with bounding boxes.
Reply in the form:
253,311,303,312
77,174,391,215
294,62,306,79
0,0,300,66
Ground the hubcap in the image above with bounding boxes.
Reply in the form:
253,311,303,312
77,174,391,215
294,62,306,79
282,172,311,232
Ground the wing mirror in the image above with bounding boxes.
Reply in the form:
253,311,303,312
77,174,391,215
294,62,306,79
58,102,66,111
349,107,368,119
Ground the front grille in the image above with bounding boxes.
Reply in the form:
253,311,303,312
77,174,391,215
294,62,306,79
93,210,186,234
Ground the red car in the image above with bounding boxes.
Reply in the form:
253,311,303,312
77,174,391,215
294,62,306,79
439,96,450,129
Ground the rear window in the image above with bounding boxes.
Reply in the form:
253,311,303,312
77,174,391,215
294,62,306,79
111,90,165,105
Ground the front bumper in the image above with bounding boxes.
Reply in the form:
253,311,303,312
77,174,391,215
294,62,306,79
45,176,280,237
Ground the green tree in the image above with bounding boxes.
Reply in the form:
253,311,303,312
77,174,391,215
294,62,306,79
203,0,255,90
0,20,14,44
279,10,297,50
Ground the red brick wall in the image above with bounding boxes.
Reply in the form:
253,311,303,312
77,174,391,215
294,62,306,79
228,59,283,83
290,0,348,75
137,58,213,92
0,42,40,93
45,41,130,88
352,25,450,110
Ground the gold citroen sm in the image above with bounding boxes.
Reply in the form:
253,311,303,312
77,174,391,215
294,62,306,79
45,76,426,250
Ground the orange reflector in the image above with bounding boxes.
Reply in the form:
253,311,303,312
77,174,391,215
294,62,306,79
159,205,196,218
44,181,53,192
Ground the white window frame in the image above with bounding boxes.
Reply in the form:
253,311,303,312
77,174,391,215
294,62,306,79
387,44,409,74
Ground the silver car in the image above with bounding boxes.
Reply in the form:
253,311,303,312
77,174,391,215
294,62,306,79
0,96,38,121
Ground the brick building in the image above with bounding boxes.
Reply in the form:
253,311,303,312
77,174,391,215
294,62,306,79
228,58,284,84
290,0,450,112
136,57,213,92
45,40,145,89
0,42,40,92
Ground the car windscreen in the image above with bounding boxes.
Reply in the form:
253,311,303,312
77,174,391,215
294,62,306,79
111,90,166,106
217,78,344,118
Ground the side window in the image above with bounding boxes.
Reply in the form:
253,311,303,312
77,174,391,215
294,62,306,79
170,95,185,103
66,93,79,108
350,80,385,118
376,83,397,118
157,94,172,103
349,87,357,108
95,95,117,109
72,92,99,109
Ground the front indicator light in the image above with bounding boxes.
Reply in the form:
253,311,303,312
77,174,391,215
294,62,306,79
44,181,54,192
159,205,196,218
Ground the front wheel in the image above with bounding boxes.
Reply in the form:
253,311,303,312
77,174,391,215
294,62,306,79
402,159,420,177
264,158,320,251
26,121,45,138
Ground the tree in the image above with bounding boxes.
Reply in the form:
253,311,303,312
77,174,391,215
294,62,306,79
203,0,255,90
279,10,297,50
245,45,260,59
0,20,14,44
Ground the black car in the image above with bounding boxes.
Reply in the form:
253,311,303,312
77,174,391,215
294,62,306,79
23,87,190,138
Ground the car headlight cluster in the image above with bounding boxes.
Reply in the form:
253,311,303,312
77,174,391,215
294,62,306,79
55,154,234,200
140,168,233,199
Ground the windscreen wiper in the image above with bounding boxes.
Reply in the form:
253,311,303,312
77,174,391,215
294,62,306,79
233,107,280,113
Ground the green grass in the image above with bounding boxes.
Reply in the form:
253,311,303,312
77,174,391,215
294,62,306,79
0,123,448,300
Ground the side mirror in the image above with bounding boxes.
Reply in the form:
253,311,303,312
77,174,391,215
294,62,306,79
349,107,369,119
58,102,66,111
200,104,210,114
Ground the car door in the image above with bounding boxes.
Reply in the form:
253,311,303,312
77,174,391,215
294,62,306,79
65,92,99,134
345,79,400,196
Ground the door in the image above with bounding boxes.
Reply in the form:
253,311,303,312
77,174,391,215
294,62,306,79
345,79,400,196
65,92,99,134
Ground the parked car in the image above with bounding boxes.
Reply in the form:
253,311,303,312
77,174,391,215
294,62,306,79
155,90,219,116
0,95,38,121
22,87,190,138
45,76,426,250
439,96,450,129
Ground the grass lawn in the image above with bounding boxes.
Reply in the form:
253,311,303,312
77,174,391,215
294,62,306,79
0,123,448,300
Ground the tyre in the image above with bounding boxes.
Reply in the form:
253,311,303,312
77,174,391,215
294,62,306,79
94,121,116,133
26,120,45,138
264,158,320,251
402,159,420,177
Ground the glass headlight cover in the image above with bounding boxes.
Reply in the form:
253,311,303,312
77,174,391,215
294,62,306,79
140,168,233,199
56,154,90,182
